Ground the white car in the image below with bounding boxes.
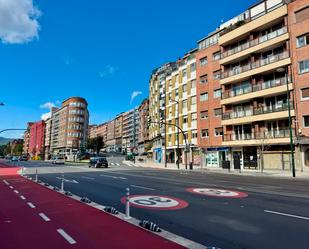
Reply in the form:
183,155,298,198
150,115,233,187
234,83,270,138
52,156,65,164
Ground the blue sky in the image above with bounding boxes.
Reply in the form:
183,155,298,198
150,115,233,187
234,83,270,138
0,0,256,138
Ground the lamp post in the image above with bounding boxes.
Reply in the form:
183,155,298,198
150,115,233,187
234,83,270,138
277,67,296,177
170,99,180,169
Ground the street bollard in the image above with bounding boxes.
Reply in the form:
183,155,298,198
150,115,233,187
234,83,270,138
61,173,64,192
21,167,24,176
125,187,131,219
35,169,38,182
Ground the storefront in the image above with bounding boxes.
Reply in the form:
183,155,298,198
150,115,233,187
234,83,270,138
202,147,228,168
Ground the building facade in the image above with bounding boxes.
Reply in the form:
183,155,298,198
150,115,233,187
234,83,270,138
29,120,46,159
122,109,139,153
106,119,116,152
138,99,150,154
23,122,33,155
114,113,123,153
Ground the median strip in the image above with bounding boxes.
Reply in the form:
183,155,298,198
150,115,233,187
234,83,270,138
57,229,76,244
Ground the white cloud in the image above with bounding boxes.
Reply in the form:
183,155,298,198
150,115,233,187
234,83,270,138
130,91,142,105
99,65,119,78
63,55,74,66
0,0,41,44
40,101,57,109
41,112,51,121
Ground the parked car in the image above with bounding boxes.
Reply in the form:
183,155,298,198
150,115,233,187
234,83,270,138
52,156,65,164
89,157,108,168
11,156,19,162
19,155,29,161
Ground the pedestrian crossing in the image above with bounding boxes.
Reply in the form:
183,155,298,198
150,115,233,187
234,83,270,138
109,162,120,166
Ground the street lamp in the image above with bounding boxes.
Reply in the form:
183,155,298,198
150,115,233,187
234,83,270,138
170,98,180,169
276,67,296,177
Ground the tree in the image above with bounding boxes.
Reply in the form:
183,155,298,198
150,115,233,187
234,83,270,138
87,136,104,154
13,143,23,156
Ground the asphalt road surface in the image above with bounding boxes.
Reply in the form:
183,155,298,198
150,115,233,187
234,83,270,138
8,157,309,249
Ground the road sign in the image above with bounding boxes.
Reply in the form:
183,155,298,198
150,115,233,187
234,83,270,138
187,188,248,198
120,195,188,210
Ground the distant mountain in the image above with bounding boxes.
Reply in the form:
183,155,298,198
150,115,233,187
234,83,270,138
0,137,13,145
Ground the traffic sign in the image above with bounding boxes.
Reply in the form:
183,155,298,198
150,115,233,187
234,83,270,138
120,195,188,210
187,188,248,198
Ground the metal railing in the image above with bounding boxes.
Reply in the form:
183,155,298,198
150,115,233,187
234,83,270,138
224,128,293,141
222,76,290,99
222,101,293,120
221,26,288,59
221,51,290,79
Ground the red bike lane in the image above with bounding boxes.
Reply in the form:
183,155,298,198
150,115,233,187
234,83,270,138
0,164,187,249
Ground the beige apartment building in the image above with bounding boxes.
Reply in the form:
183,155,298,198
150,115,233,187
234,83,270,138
50,97,89,160
122,109,139,153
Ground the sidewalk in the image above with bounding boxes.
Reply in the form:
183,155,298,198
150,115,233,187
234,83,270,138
0,163,200,249
123,160,309,179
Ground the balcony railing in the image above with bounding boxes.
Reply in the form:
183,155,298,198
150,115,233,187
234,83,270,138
221,51,290,79
222,76,290,99
221,27,288,59
224,128,293,141
222,101,293,120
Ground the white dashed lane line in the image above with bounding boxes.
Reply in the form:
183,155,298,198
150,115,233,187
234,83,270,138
39,213,51,222
27,202,35,208
20,195,26,200
9,186,14,189
13,190,19,194
130,185,156,191
264,210,309,221
3,180,9,185
57,229,77,244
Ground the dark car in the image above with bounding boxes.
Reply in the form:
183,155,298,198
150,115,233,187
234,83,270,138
89,157,108,168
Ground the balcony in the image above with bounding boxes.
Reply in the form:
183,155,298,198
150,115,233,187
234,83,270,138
222,128,293,146
220,26,289,65
222,101,294,125
221,77,293,105
219,5,287,46
220,51,291,85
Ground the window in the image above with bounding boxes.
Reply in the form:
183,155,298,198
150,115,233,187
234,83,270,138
214,89,222,98
191,113,197,121
192,130,198,138
295,6,309,23
304,115,309,127
191,80,196,88
198,33,219,50
200,110,208,119
183,115,188,124
182,100,187,109
214,108,222,117
175,89,179,96
182,84,187,92
199,57,208,66
215,127,223,136
200,74,208,84
182,69,187,78
201,129,209,138
191,96,196,105
213,51,221,61
190,63,196,72
299,60,309,74
200,92,208,101
301,88,309,100
213,70,221,80
297,33,309,48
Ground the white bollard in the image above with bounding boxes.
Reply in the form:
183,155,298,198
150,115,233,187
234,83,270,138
125,187,131,219
35,169,38,182
61,173,64,192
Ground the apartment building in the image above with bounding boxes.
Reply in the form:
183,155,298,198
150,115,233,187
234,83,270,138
88,125,98,139
114,113,123,153
106,119,116,152
44,117,52,159
196,31,225,168
23,122,33,155
50,97,89,160
217,0,309,171
165,50,198,165
29,120,46,159
122,108,139,153
138,98,150,154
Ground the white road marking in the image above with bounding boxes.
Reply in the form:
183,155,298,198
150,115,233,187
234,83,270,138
20,195,26,200
116,163,120,166
27,202,35,208
130,185,155,191
111,163,115,165
14,190,19,194
9,186,14,189
264,210,309,221
100,174,127,180
57,229,76,244
39,213,51,222
56,177,79,184
3,180,9,185
80,176,95,180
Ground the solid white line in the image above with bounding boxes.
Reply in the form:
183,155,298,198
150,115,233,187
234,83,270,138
264,210,309,221
27,202,35,208
20,195,26,200
14,190,19,194
57,229,76,244
9,186,14,189
39,213,51,222
130,185,155,191
80,176,95,180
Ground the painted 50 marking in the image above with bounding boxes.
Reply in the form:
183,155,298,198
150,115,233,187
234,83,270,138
187,188,248,198
120,195,188,210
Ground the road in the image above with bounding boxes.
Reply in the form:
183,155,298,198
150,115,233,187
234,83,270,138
9,156,309,249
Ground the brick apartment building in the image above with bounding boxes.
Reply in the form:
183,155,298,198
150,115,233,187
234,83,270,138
29,120,46,159
138,98,150,154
